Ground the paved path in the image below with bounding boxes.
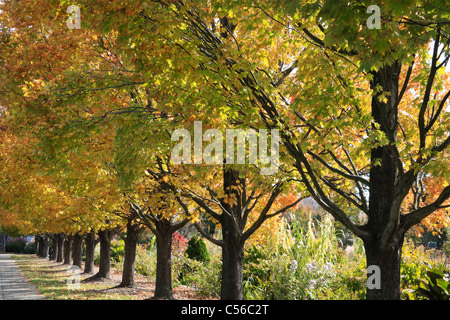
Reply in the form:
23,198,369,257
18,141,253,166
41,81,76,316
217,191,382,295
0,254,45,300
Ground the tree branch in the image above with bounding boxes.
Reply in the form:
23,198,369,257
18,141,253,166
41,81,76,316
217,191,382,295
419,27,441,149
285,139,371,241
241,183,284,240
402,185,450,230
426,88,450,132
185,190,222,222
193,222,224,247
307,150,369,186
397,62,414,108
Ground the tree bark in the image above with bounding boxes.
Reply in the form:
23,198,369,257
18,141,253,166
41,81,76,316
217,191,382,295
64,235,73,265
191,168,246,300
220,168,244,300
364,62,405,300
83,232,96,274
92,229,111,280
35,235,40,256
154,220,174,299
119,221,141,288
364,233,405,300
39,235,49,259
50,236,58,260
56,233,65,263
72,233,84,268
221,226,244,300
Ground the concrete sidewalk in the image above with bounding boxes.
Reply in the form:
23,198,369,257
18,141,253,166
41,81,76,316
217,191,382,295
0,254,45,300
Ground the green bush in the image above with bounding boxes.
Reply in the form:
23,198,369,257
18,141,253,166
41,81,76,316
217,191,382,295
110,239,125,263
407,263,450,300
6,239,26,253
185,236,210,263
175,237,220,297
401,256,428,290
242,217,368,300
110,242,157,277
331,259,366,299
174,253,221,298
133,244,157,277
243,245,272,299
93,245,101,265
244,245,270,287
24,241,36,254
400,239,437,298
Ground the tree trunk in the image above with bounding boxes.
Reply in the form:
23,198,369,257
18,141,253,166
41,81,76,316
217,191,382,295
38,238,42,256
365,62,404,300
35,235,41,257
64,235,73,265
83,232,96,274
154,220,174,299
93,229,111,280
56,233,65,263
221,212,244,300
364,235,404,300
49,236,57,260
119,221,140,288
72,233,84,268
37,236,43,257
221,237,244,300
220,168,244,300
39,235,49,259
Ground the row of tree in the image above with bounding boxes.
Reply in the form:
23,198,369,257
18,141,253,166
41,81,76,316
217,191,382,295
34,230,137,290
0,0,449,300
0,113,300,300
30,162,300,299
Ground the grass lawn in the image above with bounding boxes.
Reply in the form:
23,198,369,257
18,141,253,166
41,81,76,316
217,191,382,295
12,254,137,300
12,254,212,300
11,254,214,300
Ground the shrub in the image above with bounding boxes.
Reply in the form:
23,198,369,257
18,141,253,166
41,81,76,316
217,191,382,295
6,239,26,253
172,232,188,255
406,263,450,300
110,239,125,263
242,217,369,300
134,244,156,278
24,241,36,254
400,239,437,297
185,236,210,263
331,258,366,299
244,245,270,287
174,253,221,298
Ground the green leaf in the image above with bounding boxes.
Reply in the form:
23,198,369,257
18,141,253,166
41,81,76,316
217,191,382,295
436,279,449,294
